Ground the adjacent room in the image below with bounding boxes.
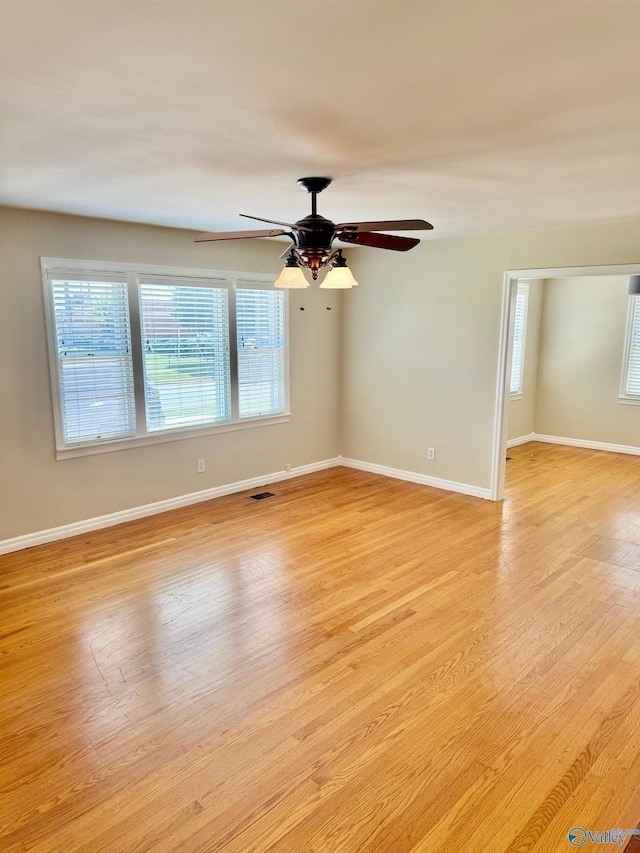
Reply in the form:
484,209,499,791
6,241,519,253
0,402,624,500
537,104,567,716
504,271,640,482
1,2,639,852
507,274,639,450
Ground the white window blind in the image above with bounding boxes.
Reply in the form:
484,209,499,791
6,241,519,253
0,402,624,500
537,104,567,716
624,296,640,398
50,279,136,445
44,261,289,457
510,286,529,395
139,281,231,431
236,287,285,418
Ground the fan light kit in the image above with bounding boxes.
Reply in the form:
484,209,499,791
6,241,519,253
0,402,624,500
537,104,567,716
195,177,433,289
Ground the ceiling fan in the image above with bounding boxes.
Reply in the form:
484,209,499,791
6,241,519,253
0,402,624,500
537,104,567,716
195,177,433,289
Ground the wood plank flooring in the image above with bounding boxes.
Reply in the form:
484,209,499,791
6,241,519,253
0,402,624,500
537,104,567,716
1,442,640,852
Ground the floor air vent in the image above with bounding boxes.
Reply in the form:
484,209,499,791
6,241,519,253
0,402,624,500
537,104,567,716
250,492,275,501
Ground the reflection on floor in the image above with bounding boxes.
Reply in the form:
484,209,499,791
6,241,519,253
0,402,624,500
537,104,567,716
1,442,639,852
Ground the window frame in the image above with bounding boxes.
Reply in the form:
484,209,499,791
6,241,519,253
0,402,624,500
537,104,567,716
42,258,290,459
619,294,640,406
509,282,529,399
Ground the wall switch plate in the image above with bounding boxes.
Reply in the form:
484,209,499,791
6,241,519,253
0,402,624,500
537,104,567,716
427,447,435,461
197,458,206,473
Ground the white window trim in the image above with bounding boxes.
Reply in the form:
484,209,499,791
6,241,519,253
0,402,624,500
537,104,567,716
619,294,640,406
509,282,529,399
42,258,291,459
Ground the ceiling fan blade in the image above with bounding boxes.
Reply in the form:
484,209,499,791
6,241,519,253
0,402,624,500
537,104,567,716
240,213,312,232
279,243,295,258
337,219,433,233
339,232,420,251
194,228,287,242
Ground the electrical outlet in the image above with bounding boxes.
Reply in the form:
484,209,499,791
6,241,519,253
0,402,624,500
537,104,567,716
197,458,206,473
285,463,291,472
427,447,436,461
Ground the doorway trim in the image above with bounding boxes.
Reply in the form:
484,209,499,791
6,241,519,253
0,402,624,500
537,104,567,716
490,262,640,502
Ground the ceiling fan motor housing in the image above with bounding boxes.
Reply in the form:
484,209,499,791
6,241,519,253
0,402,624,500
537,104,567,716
291,214,337,278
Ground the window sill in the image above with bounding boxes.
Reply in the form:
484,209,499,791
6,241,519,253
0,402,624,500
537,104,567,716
509,392,523,401
55,413,292,460
618,396,640,407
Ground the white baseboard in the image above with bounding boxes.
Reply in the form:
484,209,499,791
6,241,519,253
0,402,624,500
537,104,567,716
533,434,640,456
507,433,535,448
0,458,340,556
506,432,640,456
338,456,492,500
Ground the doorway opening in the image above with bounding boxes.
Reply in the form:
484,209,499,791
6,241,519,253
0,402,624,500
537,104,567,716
491,263,640,501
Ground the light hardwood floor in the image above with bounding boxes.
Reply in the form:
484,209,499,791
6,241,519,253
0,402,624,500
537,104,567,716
1,443,640,852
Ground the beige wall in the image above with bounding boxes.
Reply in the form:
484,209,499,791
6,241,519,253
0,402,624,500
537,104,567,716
507,279,543,441
342,219,640,489
0,208,342,540
2,209,640,542
534,275,638,446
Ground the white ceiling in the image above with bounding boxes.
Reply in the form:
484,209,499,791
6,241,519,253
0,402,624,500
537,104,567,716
1,1,640,238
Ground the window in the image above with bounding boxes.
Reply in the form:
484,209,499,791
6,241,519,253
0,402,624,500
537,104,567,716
510,283,529,397
139,280,232,431
43,260,289,457
236,287,286,418
50,278,136,444
620,295,640,405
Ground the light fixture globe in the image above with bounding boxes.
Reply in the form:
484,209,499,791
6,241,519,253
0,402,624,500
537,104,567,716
274,251,309,288
319,251,358,289
274,267,309,288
